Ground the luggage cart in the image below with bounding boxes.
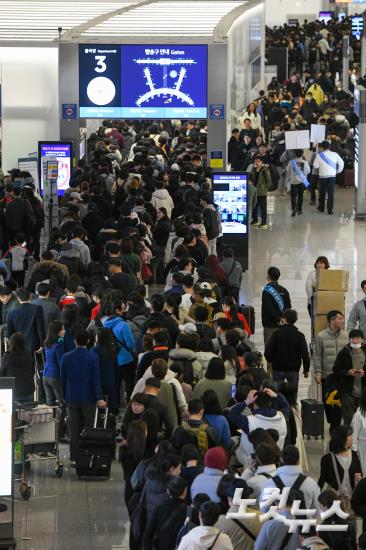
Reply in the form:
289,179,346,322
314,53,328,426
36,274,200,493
15,402,64,499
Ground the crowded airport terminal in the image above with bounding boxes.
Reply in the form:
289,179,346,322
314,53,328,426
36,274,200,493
3,0,366,548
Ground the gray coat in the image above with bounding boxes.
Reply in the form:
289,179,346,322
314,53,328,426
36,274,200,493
220,258,242,289
31,297,60,329
313,328,349,379
347,299,366,337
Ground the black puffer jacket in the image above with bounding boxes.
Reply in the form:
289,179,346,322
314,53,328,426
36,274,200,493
0,350,35,397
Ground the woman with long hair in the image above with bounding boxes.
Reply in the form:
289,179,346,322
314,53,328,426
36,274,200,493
0,332,35,403
61,304,81,352
119,419,147,505
43,320,65,405
222,296,252,336
219,344,240,383
92,327,118,412
319,426,362,496
206,255,227,287
318,489,357,550
279,382,308,472
352,388,366,475
202,389,232,450
192,358,233,408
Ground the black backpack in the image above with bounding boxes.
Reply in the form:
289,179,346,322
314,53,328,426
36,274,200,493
272,473,307,510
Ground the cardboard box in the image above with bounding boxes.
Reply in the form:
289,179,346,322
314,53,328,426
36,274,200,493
313,315,328,334
316,269,349,292
314,291,345,315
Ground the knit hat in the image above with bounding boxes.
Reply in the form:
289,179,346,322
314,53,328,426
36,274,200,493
204,447,228,471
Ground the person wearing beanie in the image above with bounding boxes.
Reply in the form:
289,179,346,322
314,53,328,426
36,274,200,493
190,446,228,503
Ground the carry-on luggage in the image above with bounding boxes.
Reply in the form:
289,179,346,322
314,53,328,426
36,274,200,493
240,305,256,335
301,397,324,440
76,407,115,479
340,168,355,188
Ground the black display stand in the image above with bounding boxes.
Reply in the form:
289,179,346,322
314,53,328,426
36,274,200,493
0,378,16,549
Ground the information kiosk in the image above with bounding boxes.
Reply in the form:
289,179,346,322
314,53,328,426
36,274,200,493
212,172,249,270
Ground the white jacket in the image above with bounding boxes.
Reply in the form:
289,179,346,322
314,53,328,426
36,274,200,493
305,269,317,304
236,412,287,467
352,408,366,476
313,150,344,178
131,367,187,412
151,189,174,218
178,526,233,550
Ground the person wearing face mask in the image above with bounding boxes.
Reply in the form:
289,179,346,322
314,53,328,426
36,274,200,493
333,329,366,427
347,280,366,338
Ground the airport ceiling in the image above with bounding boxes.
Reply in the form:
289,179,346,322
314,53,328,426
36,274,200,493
0,0,251,42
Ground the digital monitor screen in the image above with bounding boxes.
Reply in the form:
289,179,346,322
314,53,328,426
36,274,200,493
352,16,363,39
79,44,208,119
319,11,333,23
213,172,248,235
38,142,72,195
338,12,346,22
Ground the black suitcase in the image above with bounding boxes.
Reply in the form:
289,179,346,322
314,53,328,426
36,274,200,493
76,407,115,479
301,398,324,440
240,305,256,335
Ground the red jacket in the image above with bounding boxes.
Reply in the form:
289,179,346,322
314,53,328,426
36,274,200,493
224,311,252,337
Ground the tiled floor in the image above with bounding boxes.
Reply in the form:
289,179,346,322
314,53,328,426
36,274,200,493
2,187,364,549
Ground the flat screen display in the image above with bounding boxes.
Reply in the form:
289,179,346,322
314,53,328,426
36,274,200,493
352,16,363,39
38,142,72,195
213,172,248,235
0,388,13,496
319,11,333,23
79,44,208,119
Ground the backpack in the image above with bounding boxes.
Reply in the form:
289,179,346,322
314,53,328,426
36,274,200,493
272,473,307,510
180,357,197,386
181,420,209,454
175,507,197,549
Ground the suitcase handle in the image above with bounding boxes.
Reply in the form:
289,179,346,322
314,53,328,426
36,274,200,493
94,406,109,429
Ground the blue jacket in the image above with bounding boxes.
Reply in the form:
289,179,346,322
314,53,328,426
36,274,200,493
204,414,232,449
190,467,223,503
44,339,65,379
61,347,102,404
228,393,290,434
91,346,118,409
103,316,135,367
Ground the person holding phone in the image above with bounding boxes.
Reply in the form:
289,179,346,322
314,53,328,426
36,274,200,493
333,329,366,427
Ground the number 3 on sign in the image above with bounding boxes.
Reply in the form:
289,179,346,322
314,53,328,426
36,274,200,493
95,56,107,73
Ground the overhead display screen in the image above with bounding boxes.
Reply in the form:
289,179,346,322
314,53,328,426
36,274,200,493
79,44,208,119
352,16,364,39
38,142,73,195
213,173,248,235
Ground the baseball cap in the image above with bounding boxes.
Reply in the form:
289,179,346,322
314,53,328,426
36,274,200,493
199,282,212,290
171,163,180,171
244,352,260,368
70,192,82,201
179,322,197,335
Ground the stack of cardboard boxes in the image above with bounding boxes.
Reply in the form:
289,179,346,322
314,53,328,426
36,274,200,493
313,270,349,334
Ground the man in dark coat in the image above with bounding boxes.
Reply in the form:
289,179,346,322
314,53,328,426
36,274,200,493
6,287,45,352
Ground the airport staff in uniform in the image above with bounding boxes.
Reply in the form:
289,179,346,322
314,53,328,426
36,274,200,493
313,140,344,215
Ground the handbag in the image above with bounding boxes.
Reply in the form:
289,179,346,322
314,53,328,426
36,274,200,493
141,261,153,282
330,452,352,515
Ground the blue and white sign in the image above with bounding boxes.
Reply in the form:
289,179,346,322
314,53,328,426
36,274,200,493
79,44,208,119
209,104,225,120
79,45,122,118
62,103,78,119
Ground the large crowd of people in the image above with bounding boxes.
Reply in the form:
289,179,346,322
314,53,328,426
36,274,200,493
1,12,366,550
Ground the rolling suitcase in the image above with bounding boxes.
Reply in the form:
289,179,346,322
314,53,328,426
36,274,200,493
240,305,256,335
76,407,115,479
301,396,324,440
340,168,354,188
